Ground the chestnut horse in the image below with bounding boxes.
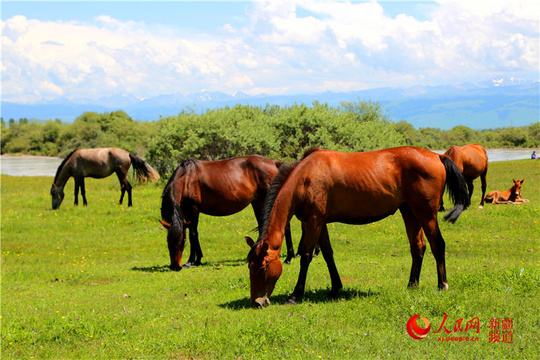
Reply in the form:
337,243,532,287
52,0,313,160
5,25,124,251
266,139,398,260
161,156,296,270
246,146,470,307
51,148,159,209
440,144,488,210
484,179,529,204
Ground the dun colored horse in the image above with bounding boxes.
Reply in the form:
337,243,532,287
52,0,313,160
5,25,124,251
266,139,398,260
440,144,488,209
246,146,470,308
161,156,296,270
484,179,529,204
51,148,159,209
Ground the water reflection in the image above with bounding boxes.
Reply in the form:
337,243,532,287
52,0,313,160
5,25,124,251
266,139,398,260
0,148,537,177
1,157,62,177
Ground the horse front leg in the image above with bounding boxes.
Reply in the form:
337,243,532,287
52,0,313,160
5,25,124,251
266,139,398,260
283,222,295,265
317,224,342,298
184,212,202,268
74,178,80,206
287,218,323,305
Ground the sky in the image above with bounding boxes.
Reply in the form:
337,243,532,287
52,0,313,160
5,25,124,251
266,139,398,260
1,0,539,103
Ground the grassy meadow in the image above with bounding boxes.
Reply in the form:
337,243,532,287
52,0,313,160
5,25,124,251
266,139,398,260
1,159,539,359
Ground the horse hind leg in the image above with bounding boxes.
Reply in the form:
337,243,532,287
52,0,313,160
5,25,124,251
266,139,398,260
466,178,474,202
116,172,132,206
400,205,426,288
420,215,448,290
479,173,487,208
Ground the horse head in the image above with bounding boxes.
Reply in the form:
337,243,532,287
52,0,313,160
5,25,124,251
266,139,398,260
246,236,283,308
50,184,65,209
512,179,525,198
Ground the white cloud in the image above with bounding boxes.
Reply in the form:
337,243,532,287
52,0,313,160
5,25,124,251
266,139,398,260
1,0,538,103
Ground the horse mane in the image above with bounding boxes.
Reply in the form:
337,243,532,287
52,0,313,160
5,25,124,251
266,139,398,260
53,149,78,183
161,158,198,223
248,147,322,262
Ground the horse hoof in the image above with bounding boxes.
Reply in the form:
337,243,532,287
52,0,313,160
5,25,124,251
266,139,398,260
478,205,483,209
183,262,194,269
284,260,291,265
437,283,449,291
285,297,299,305
170,265,182,272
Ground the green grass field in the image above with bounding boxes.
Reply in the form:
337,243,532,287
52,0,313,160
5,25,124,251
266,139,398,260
1,159,539,359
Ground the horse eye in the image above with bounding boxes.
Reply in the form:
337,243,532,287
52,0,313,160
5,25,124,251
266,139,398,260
259,267,266,274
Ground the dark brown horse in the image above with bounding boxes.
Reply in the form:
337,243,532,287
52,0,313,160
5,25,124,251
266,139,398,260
440,144,488,209
51,148,159,209
161,155,296,270
484,179,529,204
246,146,470,307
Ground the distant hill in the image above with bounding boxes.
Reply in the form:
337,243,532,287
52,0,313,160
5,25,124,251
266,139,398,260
2,78,538,130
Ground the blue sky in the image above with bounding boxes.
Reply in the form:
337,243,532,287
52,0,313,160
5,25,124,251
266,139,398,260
2,1,538,103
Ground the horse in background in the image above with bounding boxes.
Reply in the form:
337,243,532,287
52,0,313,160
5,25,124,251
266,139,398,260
246,146,470,308
440,144,488,210
161,155,296,270
51,148,159,209
484,179,529,204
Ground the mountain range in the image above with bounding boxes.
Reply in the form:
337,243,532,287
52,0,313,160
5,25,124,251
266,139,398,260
2,78,538,130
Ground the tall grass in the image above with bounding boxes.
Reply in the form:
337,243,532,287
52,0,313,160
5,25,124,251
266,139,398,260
1,159,539,359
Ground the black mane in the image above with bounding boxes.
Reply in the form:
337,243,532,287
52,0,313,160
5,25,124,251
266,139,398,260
247,147,322,262
53,149,78,184
161,158,198,222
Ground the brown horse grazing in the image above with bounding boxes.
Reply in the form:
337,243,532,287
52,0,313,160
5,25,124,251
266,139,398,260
484,179,529,204
161,156,296,270
246,146,470,308
440,144,488,210
51,148,159,209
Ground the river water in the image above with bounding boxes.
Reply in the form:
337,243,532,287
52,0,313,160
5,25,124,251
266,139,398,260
0,149,537,177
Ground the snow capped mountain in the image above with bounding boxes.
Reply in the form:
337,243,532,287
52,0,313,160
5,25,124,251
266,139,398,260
2,79,538,130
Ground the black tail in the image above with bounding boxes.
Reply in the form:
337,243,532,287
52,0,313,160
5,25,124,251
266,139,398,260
129,153,160,182
440,155,470,223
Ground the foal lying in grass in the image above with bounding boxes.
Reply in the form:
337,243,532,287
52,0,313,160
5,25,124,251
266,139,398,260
484,179,530,204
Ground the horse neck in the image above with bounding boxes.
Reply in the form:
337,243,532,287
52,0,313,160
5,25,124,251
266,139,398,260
54,162,72,189
507,186,520,200
263,187,296,253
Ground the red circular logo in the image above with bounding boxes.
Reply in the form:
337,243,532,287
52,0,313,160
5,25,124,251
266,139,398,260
407,315,431,340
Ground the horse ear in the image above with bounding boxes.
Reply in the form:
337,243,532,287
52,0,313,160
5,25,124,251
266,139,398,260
520,179,525,184
160,220,171,229
245,236,255,248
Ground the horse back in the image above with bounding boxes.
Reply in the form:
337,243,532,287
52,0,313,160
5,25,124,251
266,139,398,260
186,156,278,215
72,148,130,178
289,147,445,222
445,144,487,179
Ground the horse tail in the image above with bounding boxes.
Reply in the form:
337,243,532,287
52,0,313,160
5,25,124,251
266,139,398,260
440,155,470,223
129,153,160,183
